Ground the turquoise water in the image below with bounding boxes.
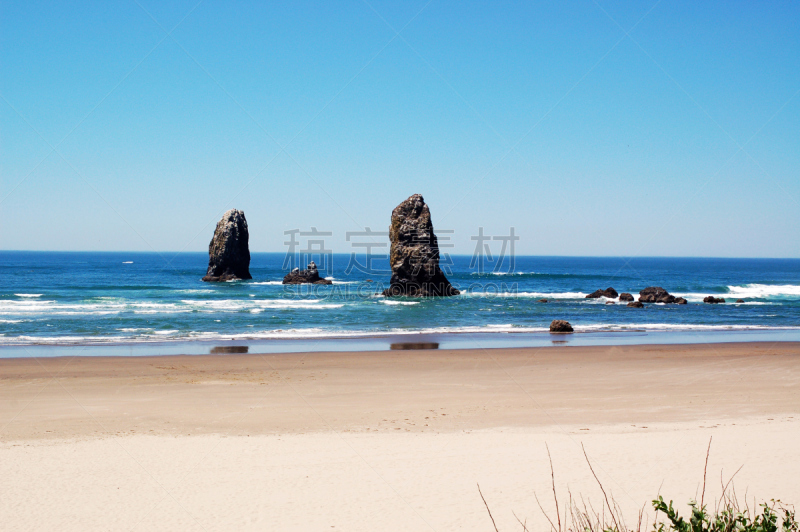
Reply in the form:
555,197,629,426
1,252,799,347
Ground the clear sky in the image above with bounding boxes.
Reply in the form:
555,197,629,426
1,1,798,257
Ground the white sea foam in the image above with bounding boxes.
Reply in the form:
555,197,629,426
380,300,420,306
251,281,284,285
182,298,344,310
670,284,800,302
0,296,347,318
726,284,800,298
133,310,192,314
462,291,586,299
1,322,799,346
14,294,43,298
176,289,214,294
122,261,133,264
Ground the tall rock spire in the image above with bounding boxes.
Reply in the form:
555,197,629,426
202,209,252,282
382,194,459,297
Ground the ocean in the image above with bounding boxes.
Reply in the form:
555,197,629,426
1,251,799,355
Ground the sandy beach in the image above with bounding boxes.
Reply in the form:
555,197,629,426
2,342,799,530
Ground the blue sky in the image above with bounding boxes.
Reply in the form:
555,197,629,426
1,0,798,257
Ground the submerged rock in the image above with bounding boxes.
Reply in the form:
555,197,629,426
619,293,634,302
586,287,619,299
703,296,726,304
735,299,745,303
283,261,332,285
627,301,644,308
538,299,548,303
639,286,676,304
382,194,459,297
202,209,252,282
549,320,574,333
674,297,688,304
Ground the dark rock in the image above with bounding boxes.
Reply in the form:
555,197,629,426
283,261,332,285
549,320,573,333
390,342,439,350
586,287,619,299
674,297,688,304
210,346,249,354
538,299,548,303
703,296,726,304
735,299,745,303
627,301,644,308
202,209,252,282
382,194,459,297
639,287,675,303
619,293,634,302
605,301,615,305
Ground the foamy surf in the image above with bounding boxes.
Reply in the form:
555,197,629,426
462,291,587,299
726,284,800,298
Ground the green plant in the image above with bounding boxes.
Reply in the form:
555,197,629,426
652,496,798,532
479,440,798,532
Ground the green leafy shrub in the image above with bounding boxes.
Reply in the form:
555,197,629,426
652,496,798,532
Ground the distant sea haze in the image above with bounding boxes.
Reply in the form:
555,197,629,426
0,252,799,346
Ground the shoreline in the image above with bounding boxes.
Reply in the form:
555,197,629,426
2,328,800,358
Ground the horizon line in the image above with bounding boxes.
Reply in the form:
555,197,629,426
1,250,799,261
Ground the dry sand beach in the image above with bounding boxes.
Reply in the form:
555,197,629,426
2,342,799,530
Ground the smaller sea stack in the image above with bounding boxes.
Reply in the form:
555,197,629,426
202,209,252,282
703,296,726,304
283,261,332,285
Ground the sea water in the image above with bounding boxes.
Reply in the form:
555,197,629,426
1,252,799,354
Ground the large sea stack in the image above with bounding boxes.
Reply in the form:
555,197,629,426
382,194,459,297
202,209,252,282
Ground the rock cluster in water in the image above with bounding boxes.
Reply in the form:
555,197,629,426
704,296,726,304
283,261,332,285
586,287,619,299
202,209,252,282
549,320,574,332
584,287,691,306
382,194,459,297
639,286,676,303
